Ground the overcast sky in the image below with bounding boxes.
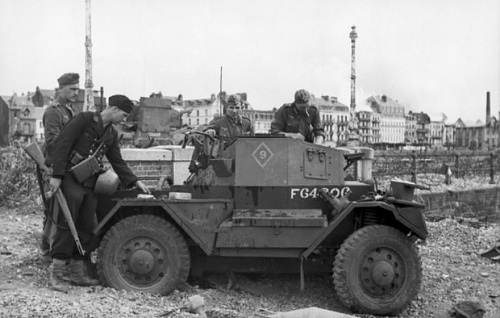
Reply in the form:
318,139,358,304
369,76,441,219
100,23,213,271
1,0,499,123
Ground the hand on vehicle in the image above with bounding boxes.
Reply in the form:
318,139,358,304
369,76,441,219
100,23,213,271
206,129,216,137
135,180,151,194
314,135,325,144
285,132,305,141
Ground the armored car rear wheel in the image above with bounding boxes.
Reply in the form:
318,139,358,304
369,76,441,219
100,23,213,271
97,215,190,295
333,225,421,316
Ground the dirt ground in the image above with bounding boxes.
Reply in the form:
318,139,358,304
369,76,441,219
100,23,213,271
0,205,499,318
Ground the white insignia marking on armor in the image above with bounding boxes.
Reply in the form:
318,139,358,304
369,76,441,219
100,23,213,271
252,142,273,168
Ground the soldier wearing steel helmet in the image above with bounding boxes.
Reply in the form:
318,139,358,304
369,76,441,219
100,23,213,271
47,94,150,292
271,89,325,144
205,94,254,147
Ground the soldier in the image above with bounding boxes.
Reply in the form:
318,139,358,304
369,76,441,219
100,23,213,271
40,73,80,262
43,73,80,163
271,89,325,144
47,94,150,292
205,94,254,147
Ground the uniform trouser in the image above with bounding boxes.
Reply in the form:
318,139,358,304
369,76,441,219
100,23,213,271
51,172,98,261
41,195,58,254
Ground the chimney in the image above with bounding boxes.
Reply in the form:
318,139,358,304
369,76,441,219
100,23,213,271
486,91,490,123
381,95,387,102
321,95,329,101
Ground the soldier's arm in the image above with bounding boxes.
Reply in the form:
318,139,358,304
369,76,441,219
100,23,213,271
311,110,326,138
248,119,255,136
270,108,286,134
43,107,64,155
204,118,221,136
311,109,326,144
105,132,138,188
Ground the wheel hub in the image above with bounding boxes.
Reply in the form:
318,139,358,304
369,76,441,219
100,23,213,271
129,250,155,275
118,237,167,286
360,247,405,297
371,261,395,286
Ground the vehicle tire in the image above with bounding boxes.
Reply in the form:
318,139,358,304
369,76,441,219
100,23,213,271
333,225,421,316
97,214,190,295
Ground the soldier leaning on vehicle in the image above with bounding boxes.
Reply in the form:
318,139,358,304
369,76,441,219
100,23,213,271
271,89,325,144
47,94,150,292
205,93,254,147
39,73,80,263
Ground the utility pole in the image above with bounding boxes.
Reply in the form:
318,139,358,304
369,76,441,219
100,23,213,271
84,0,95,111
347,25,360,147
219,66,223,116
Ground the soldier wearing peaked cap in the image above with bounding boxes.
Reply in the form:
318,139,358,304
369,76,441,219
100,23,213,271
205,94,254,147
271,89,325,144
46,94,150,292
39,73,81,265
43,73,81,164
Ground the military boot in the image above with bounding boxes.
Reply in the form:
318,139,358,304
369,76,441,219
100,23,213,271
69,259,100,286
50,258,71,293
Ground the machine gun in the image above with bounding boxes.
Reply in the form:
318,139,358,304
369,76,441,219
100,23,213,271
24,142,85,256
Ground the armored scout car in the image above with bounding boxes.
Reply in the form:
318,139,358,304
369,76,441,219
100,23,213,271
94,134,428,316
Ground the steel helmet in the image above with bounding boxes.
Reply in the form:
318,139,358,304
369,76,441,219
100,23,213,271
94,169,120,195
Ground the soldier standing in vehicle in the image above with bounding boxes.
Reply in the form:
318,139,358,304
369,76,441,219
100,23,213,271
271,89,325,144
40,73,80,263
205,93,254,147
47,94,150,292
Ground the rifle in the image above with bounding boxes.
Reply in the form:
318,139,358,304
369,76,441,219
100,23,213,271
24,142,85,256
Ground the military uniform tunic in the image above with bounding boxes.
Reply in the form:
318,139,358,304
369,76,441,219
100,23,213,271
270,103,325,143
43,95,76,164
50,111,138,260
206,114,254,147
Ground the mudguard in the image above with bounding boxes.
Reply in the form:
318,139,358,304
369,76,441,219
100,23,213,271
301,200,427,259
93,197,233,255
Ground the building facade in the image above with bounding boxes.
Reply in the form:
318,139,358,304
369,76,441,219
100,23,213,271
367,95,405,146
314,95,350,147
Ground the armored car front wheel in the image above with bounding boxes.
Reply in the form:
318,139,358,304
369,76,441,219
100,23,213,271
333,225,422,316
97,214,190,295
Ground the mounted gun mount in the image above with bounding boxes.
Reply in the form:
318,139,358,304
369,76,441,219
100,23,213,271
93,135,428,316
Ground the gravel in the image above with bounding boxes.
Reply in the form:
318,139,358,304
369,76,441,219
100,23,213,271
0,204,499,318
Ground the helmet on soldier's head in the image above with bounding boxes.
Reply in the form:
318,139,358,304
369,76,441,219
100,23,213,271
94,169,120,195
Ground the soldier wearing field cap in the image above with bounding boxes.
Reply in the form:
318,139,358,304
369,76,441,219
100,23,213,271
43,73,80,164
47,94,150,292
205,94,254,147
39,72,80,264
271,89,325,144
